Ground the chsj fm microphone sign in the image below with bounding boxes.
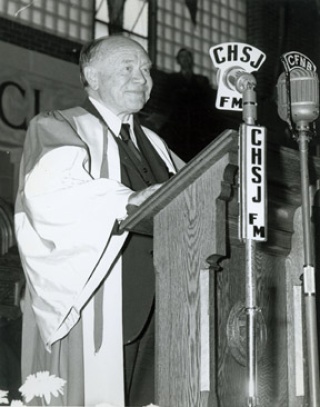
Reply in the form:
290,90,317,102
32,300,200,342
209,42,266,111
209,42,267,241
240,124,267,241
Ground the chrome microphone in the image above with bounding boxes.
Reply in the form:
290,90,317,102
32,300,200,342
277,52,320,407
277,66,319,132
224,67,257,93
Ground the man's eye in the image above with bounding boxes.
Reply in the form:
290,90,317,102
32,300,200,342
143,68,150,74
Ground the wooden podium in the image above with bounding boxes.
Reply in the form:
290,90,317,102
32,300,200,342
120,129,320,407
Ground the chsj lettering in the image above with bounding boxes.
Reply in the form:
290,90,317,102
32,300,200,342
250,129,263,202
212,43,265,71
243,125,267,241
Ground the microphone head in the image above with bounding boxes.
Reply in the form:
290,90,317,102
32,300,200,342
277,72,289,123
277,68,319,130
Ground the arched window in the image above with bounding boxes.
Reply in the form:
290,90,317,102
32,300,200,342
0,0,94,42
94,0,149,52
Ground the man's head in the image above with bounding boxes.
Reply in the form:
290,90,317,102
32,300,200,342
80,36,152,119
176,48,193,72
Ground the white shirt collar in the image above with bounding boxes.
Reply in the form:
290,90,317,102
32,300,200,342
89,97,134,137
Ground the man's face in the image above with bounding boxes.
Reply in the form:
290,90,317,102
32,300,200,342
93,43,153,117
177,50,193,70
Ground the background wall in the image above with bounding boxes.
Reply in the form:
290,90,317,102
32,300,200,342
0,37,86,202
1,0,320,195
247,0,320,150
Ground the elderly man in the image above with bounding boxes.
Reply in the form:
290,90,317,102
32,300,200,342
15,35,184,406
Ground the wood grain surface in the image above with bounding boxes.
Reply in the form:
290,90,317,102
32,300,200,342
122,130,320,407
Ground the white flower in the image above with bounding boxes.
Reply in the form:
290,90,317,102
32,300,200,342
10,401,24,406
19,371,66,404
0,390,9,405
94,404,160,407
95,404,121,407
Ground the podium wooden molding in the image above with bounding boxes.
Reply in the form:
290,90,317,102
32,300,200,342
120,129,320,407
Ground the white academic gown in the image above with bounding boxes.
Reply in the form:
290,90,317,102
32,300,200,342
14,107,180,406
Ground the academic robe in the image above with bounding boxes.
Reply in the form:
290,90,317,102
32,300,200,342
14,106,181,406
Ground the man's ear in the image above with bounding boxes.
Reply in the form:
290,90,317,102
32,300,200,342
84,66,99,90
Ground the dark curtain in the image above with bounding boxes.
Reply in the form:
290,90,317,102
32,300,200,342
107,0,127,34
246,0,320,148
185,0,198,25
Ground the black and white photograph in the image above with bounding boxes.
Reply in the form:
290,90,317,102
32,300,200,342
0,1,320,406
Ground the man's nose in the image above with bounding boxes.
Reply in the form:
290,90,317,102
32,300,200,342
132,69,147,83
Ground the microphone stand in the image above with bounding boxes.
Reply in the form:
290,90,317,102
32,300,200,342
296,126,320,407
235,73,264,407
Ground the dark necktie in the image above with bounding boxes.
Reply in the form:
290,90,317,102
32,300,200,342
120,123,141,161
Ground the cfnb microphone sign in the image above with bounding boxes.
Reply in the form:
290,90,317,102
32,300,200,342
281,51,316,72
210,42,266,111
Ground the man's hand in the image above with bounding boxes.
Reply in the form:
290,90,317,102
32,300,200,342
127,183,163,207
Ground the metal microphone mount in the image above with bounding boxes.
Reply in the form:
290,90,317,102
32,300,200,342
278,51,320,407
210,43,267,407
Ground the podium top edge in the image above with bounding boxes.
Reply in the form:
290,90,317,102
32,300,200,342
119,129,238,233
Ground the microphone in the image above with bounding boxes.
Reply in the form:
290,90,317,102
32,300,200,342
277,59,319,133
224,67,257,93
277,53,320,407
209,43,266,111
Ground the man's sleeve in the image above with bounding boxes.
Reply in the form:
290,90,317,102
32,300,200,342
15,112,132,349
